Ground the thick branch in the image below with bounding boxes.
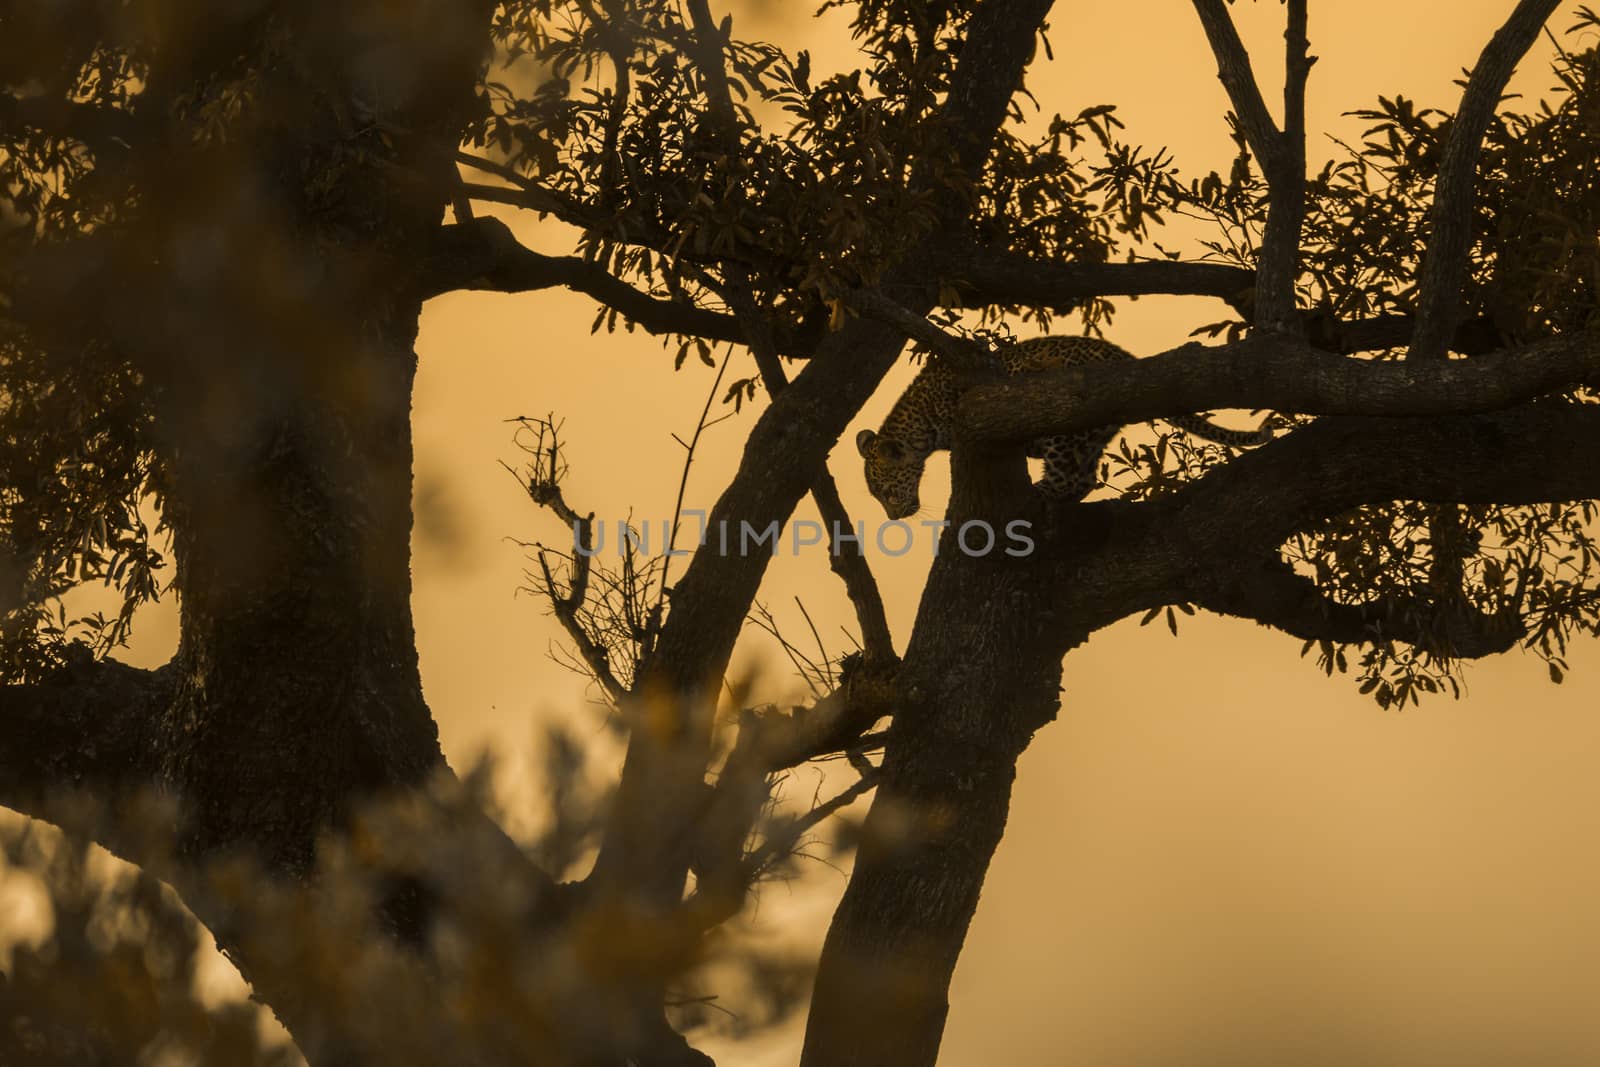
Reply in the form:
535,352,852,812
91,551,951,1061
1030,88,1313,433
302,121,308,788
932,243,1256,313
0,654,173,840
1191,0,1281,167
1409,0,1561,360
1163,405,1600,563
1192,554,1523,659
1313,312,1505,355
940,0,1059,177
596,0,1055,907
1258,0,1311,332
960,331,1600,445
1030,405,1600,668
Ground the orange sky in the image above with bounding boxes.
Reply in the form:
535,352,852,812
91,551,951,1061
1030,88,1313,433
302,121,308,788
110,3,1600,1063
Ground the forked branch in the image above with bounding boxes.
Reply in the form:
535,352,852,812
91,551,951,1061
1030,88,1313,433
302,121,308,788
1191,0,1314,332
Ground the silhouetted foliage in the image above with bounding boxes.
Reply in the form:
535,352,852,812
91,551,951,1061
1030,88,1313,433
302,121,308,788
2,1,1598,1065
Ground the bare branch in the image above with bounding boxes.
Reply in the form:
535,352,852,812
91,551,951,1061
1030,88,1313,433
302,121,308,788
1409,0,1562,361
811,475,896,665
510,417,628,703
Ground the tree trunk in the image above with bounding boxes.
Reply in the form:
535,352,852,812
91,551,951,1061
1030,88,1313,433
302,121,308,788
801,452,1067,1067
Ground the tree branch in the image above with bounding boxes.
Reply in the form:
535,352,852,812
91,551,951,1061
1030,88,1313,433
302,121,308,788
594,0,1057,907
941,0,1059,177
421,217,811,348
959,330,1600,445
1191,553,1524,659
1409,0,1561,360
682,667,895,930
0,654,173,845
1191,0,1281,167
931,242,1257,313
845,288,993,371
1311,312,1505,355
454,152,602,224
1163,405,1600,563
678,6,897,669
1029,405,1600,670
510,417,629,704
1191,0,1311,332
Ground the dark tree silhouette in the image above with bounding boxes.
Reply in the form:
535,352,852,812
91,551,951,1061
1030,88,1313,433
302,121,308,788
3,1,1598,1065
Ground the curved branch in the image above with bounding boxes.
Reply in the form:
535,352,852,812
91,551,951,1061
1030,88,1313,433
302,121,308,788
422,216,759,341
1191,554,1524,659
1163,405,1600,562
1409,0,1561,360
1038,405,1600,668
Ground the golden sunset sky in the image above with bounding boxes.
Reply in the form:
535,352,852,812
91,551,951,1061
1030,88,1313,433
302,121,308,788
108,3,1600,1063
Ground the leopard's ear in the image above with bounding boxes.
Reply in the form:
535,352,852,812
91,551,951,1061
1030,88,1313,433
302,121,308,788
855,429,877,456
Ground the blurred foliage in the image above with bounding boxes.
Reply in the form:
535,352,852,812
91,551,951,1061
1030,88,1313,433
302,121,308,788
0,733,832,1064
0,806,298,1067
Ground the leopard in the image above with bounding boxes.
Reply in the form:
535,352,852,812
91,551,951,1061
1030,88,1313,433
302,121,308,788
855,335,1273,519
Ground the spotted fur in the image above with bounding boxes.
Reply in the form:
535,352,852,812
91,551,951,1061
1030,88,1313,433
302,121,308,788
855,335,1271,519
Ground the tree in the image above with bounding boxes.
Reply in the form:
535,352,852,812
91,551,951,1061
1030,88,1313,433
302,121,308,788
3,0,1598,1064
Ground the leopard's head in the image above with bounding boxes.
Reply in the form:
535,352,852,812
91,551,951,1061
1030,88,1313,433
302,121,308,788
857,429,922,519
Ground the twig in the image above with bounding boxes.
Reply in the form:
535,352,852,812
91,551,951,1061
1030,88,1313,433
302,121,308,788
656,343,736,628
